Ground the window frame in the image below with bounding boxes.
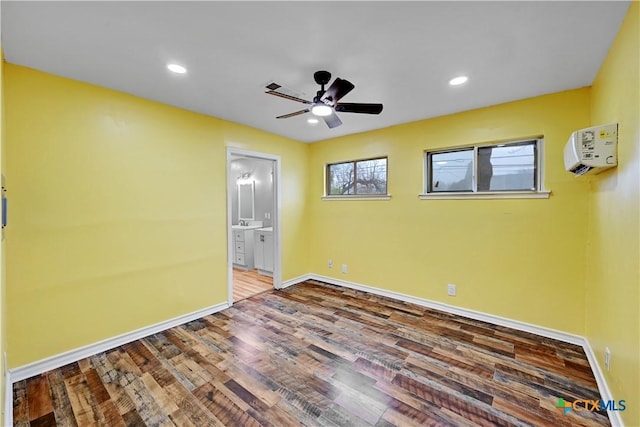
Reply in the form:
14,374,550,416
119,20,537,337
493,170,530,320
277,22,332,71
323,156,390,200
420,137,550,200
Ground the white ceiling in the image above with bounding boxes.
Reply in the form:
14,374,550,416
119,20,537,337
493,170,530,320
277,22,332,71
1,1,630,143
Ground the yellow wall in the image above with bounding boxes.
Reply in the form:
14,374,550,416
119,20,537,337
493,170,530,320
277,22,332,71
0,44,6,423
587,2,639,425
3,8,637,424
4,64,309,367
308,88,592,334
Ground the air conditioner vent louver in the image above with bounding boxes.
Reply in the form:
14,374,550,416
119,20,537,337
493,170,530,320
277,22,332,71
570,164,594,176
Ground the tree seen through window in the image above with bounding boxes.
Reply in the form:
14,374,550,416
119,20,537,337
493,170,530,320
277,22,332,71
328,157,387,196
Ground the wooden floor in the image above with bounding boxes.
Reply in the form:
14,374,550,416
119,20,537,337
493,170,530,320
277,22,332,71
13,280,609,426
233,268,273,302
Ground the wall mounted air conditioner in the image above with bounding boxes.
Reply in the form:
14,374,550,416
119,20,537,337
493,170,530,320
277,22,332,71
564,123,618,176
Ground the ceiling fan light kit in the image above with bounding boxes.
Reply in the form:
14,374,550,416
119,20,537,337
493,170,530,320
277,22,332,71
311,104,333,116
266,70,383,128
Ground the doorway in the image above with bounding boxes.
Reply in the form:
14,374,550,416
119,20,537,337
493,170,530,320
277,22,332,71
226,148,281,305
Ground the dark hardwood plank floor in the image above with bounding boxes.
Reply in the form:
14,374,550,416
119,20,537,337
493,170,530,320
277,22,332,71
13,280,609,426
233,268,273,302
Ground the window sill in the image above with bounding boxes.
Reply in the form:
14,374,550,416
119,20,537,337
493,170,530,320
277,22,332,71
322,195,392,201
418,190,551,200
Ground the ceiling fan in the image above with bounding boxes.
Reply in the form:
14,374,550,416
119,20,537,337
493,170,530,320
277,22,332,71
265,70,383,128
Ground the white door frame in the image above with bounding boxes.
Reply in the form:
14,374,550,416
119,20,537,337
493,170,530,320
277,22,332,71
226,147,282,306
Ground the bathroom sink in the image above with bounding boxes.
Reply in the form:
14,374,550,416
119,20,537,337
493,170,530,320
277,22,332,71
232,225,261,230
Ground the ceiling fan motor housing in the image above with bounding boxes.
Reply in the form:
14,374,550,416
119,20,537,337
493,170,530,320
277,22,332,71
313,70,332,86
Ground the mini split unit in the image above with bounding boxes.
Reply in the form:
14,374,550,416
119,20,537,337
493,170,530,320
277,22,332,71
564,123,618,176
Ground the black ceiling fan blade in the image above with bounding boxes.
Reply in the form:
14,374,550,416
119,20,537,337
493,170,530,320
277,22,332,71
266,90,312,105
335,103,383,114
276,109,310,119
321,78,355,105
322,111,343,128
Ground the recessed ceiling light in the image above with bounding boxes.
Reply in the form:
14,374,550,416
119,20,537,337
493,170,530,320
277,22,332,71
449,76,468,86
307,118,319,124
167,63,187,74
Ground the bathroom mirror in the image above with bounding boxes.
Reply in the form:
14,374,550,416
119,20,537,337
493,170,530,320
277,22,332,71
238,181,255,220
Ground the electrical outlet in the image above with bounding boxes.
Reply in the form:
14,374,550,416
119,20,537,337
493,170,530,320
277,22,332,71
447,284,456,296
328,259,333,268
341,264,348,274
605,347,611,371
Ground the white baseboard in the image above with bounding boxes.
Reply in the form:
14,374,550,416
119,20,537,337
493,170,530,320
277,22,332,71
5,274,622,427
9,301,229,383
299,274,622,426
582,339,624,427
279,273,312,289
307,274,584,344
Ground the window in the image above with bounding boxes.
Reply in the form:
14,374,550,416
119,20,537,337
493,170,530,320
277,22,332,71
326,157,388,196
423,138,548,198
